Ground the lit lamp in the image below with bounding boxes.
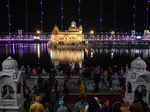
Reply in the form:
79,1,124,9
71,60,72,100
34,30,41,40
144,29,150,36
89,30,94,35
36,30,41,35
111,31,115,35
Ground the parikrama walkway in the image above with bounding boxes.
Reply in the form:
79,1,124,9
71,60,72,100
0,38,150,46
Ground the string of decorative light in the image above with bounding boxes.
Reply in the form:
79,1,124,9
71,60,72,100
25,0,28,33
40,0,44,33
113,0,117,30
99,0,103,31
132,0,136,30
146,0,150,29
7,0,11,37
60,0,64,30
78,0,81,26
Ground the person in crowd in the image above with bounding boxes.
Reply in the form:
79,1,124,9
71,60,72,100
140,100,149,112
94,66,100,91
66,63,71,76
130,100,145,112
84,78,89,91
29,96,45,112
120,75,126,97
37,77,43,92
24,84,32,111
73,98,88,112
45,102,50,112
107,67,113,89
75,63,80,74
101,100,111,112
54,78,58,92
56,99,69,112
102,70,109,88
50,67,56,77
48,74,54,92
86,97,101,112
49,88,57,112
80,80,87,98
32,68,37,75
94,97,102,110
120,103,130,112
63,76,69,94
112,102,121,112
130,99,149,112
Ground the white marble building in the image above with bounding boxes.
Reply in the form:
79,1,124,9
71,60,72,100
124,57,150,105
0,56,24,112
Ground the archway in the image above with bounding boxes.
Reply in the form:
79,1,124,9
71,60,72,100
1,85,15,99
134,85,147,102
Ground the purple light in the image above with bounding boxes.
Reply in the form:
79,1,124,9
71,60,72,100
60,0,64,30
136,36,142,39
8,15,11,18
40,20,43,24
78,18,81,25
148,0,150,3
146,8,149,11
79,18,81,22
132,13,136,17
100,17,103,23
78,0,80,3
9,23,11,26
133,23,136,27
133,4,136,9
6,4,8,8
13,43,15,55
78,8,80,12
40,1,43,6
61,16,64,19
78,0,81,26
41,11,44,15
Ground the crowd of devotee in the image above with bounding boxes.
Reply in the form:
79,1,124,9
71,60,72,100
28,94,150,112
24,63,126,93
20,63,150,112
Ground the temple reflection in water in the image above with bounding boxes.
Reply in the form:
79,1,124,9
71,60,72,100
2,44,150,70
48,49,84,68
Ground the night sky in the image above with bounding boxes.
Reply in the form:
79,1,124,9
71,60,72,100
0,0,147,34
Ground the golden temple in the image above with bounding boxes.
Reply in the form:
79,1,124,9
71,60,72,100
50,21,84,45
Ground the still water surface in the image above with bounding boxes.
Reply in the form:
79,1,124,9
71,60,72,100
0,43,150,71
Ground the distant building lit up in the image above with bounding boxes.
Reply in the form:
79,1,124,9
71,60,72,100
50,21,83,44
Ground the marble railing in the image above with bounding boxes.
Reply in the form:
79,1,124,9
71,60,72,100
28,74,122,93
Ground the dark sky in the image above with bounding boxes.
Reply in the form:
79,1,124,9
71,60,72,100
0,0,147,33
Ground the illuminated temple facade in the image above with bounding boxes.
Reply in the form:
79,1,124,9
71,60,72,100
50,21,83,44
